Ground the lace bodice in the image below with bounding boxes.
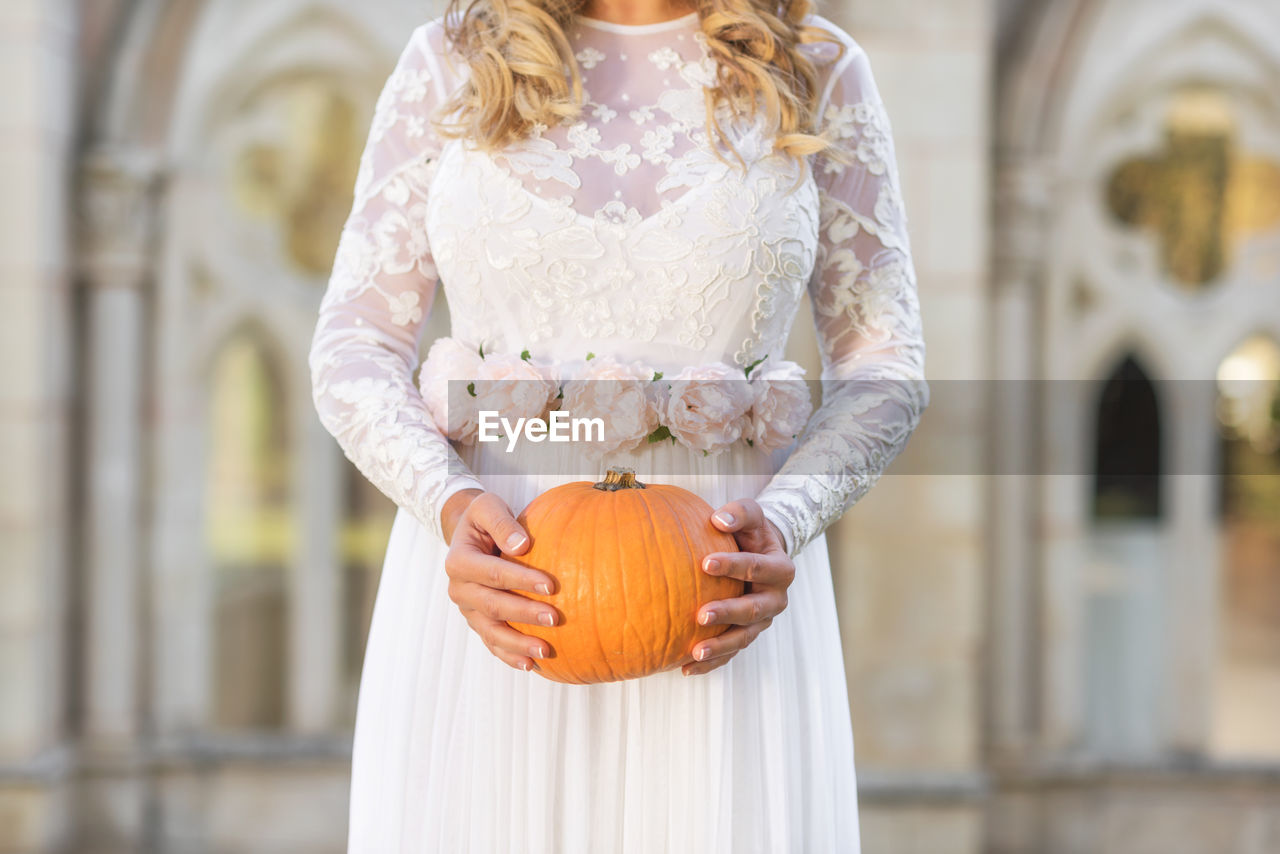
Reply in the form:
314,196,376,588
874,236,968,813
309,9,929,557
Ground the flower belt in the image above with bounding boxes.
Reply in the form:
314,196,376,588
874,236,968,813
417,337,813,457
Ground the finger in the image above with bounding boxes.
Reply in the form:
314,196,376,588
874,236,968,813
446,548,556,595
697,589,787,627
467,493,531,555
702,549,793,586
682,650,739,676
689,621,771,664
478,634,539,673
453,582,559,628
464,612,551,662
709,498,786,555
709,498,761,534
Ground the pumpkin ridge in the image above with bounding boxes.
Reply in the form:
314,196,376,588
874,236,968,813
651,485,692,668
559,484,590,683
624,488,659,677
535,484,598,682
639,488,675,674
602,485,632,683
583,486,613,683
607,490,630,681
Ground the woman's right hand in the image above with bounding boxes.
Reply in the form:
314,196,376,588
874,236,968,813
441,489,558,672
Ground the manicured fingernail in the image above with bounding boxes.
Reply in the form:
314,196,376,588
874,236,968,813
536,583,552,596
700,610,716,625
538,612,555,627
713,511,735,527
519,661,532,672
697,646,711,661
506,532,527,551
530,646,545,659
703,558,720,574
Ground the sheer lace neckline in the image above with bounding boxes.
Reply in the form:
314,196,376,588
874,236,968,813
574,10,699,34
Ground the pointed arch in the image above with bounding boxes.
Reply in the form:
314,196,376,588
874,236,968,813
1213,331,1280,520
204,322,294,730
1091,351,1163,519
1211,331,1280,758
92,0,415,151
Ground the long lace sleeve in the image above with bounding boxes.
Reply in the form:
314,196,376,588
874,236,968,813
756,39,930,558
309,21,484,543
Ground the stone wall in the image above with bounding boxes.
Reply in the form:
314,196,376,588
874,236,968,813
0,0,78,851
821,1,993,852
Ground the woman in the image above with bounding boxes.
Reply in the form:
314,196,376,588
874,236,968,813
309,0,928,850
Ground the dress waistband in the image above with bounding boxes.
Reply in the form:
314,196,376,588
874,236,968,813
418,336,814,460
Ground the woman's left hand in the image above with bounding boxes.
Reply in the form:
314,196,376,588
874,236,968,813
682,498,794,676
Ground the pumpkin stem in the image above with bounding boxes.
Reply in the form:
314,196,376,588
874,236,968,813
594,466,646,491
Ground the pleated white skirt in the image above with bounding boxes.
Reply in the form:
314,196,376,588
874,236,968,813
346,439,861,853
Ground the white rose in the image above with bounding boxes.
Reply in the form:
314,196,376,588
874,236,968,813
746,361,813,451
418,337,484,443
663,363,755,455
472,351,559,426
559,356,661,457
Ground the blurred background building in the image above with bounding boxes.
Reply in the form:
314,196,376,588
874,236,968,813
2,0,1279,851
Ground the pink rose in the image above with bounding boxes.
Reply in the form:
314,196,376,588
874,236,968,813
559,356,662,456
662,363,755,455
746,361,813,451
471,351,559,427
418,337,484,442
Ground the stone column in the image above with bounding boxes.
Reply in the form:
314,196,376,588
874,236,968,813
1163,381,1220,753
0,0,78,851
75,149,161,850
987,160,1050,760
1037,240,1089,755
291,413,342,733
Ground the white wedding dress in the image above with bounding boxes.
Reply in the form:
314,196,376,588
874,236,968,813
309,8,928,853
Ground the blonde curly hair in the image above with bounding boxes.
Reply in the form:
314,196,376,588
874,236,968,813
432,0,853,179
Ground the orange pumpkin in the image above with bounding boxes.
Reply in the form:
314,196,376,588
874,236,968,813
506,467,743,684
